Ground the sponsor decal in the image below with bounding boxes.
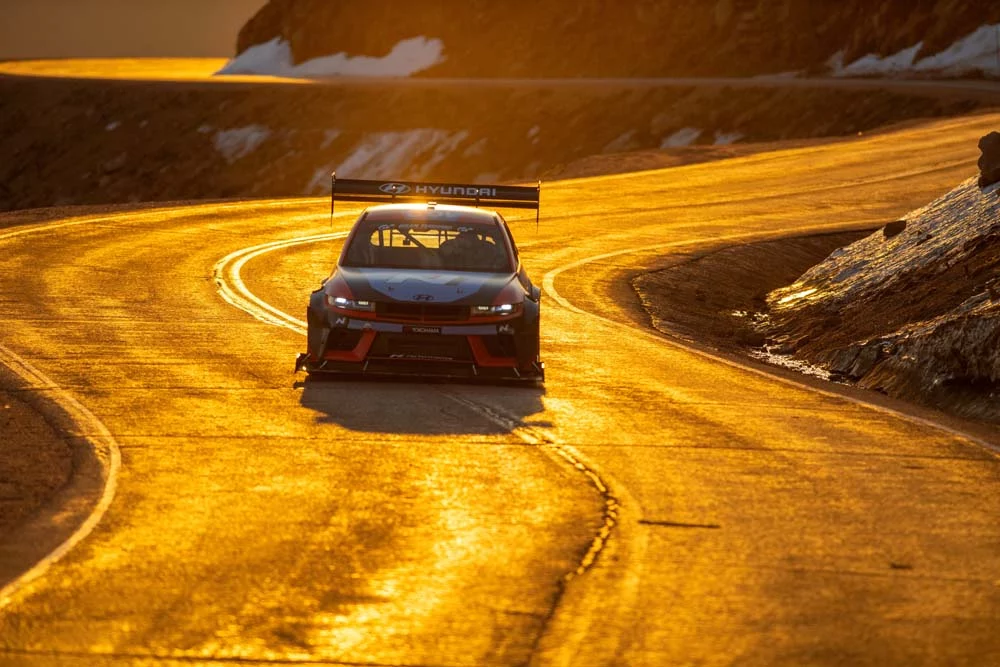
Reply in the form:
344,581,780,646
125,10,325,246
497,323,515,335
404,326,442,335
334,317,348,326
415,185,497,198
379,182,411,195
412,294,435,302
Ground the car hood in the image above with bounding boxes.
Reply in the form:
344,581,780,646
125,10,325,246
337,267,516,305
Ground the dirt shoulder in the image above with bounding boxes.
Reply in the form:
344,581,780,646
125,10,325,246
633,231,869,348
634,230,1000,433
0,205,118,587
1,204,75,543
0,389,72,544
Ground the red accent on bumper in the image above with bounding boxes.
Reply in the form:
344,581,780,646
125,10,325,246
467,336,517,368
322,330,377,362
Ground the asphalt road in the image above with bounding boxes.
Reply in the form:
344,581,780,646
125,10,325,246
1,113,1000,666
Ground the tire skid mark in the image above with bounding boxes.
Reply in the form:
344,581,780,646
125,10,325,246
438,391,620,582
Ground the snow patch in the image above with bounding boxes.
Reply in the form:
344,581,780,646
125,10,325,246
306,167,332,194
217,38,293,76
603,130,637,154
832,24,1000,77
462,137,488,158
660,127,702,148
838,43,923,76
826,50,846,73
321,129,342,150
216,36,445,79
748,349,832,381
781,178,999,302
336,129,469,180
713,130,744,146
914,24,1000,76
213,126,271,164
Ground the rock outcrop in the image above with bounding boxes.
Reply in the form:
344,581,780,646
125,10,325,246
979,131,1000,187
764,176,1000,421
233,1,1000,78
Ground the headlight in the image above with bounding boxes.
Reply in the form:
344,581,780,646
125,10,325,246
471,303,521,316
327,295,375,312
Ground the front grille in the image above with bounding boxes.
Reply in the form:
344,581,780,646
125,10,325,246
376,302,468,322
370,333,472,361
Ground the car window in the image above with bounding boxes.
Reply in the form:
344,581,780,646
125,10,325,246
343,219,512,272
497,215,519,261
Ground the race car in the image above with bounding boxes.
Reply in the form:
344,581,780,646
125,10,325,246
295,175,544,382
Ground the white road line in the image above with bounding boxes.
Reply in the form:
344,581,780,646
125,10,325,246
212,232,350,333
0,344,121,610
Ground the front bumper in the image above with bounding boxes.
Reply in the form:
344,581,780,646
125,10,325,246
298,315,542,381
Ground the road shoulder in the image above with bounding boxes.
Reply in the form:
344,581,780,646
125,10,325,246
0,351,120,608
0,388,72,545
633,229,1000,441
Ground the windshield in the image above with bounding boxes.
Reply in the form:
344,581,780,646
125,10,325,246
342,219,513,272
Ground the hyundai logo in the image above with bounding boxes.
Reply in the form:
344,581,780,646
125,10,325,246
379,182,411,195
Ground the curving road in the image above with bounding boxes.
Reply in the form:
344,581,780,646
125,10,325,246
1,113,1000,666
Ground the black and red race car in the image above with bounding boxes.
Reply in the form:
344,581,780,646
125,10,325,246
295,176,544,382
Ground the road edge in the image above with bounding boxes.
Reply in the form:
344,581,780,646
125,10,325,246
0,344,121,610
542,237,1000,458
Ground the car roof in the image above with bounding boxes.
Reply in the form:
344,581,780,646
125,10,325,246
363,203,499,226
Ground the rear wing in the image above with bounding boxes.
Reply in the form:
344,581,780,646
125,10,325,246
330,173,541,225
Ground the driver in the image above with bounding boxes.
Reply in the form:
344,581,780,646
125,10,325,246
440,229,503,268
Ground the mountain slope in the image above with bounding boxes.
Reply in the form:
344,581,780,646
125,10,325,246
234,1,1000,78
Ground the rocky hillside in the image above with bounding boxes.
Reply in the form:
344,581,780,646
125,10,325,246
764,157,1000,421
235,0,1000,78
1,74,983,212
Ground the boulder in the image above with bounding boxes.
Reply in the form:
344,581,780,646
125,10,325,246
882,219,906,239
978,131,1000,188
